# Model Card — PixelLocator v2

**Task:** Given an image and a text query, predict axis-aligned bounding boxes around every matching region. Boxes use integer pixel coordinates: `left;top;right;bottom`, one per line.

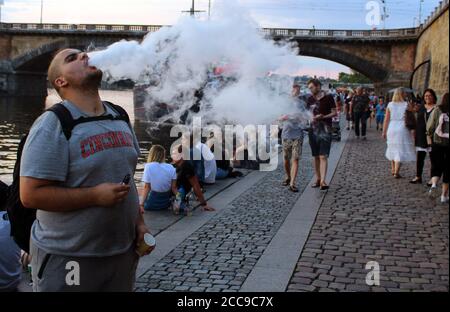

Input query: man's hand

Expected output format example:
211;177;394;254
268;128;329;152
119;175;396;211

382;132;387;140
313;114;324;121
135;223;155;257
139;204;145;215
93;183;130;207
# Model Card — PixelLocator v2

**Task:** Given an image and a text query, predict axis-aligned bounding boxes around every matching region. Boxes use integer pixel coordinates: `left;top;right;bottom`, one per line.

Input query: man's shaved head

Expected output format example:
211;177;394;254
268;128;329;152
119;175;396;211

47;49;69;92
47;48;102;97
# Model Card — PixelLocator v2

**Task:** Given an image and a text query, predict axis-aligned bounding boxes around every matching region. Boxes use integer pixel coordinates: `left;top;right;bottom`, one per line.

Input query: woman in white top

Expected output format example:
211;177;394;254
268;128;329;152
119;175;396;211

140;145;178;212
382;88;416;178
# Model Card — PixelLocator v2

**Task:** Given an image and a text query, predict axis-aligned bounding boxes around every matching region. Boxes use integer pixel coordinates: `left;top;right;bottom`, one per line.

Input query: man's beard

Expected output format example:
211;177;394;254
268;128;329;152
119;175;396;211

81;70;103;89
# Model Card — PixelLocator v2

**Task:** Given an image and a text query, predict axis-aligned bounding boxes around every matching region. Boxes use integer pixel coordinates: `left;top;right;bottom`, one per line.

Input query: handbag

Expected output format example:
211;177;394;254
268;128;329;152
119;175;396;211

405;106;417;130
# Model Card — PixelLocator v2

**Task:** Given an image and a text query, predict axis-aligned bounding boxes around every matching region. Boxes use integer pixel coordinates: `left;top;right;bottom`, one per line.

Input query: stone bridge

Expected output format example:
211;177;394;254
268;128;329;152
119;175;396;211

0;0;448;97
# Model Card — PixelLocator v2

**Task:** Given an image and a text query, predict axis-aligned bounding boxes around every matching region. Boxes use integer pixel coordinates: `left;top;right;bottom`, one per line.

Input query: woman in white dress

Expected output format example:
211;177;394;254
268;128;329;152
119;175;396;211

382;88;416;178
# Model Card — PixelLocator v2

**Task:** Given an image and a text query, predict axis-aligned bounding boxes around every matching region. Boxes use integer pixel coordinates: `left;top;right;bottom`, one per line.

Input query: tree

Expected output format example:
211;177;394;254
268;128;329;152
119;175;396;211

338;71;371;84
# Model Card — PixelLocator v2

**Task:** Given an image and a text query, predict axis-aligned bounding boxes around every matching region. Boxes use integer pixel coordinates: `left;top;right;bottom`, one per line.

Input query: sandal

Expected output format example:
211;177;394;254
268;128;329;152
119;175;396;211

282;178;291;186
394;173;402;179
289;185;299;193
311;180;321;188
409;177;422;184
320;183;329;191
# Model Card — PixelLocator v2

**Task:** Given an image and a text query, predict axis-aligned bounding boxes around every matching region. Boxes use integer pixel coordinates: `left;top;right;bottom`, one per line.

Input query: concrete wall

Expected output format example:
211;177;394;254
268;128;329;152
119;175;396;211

413;7;449;98
0;34;12;60
10;35;63;59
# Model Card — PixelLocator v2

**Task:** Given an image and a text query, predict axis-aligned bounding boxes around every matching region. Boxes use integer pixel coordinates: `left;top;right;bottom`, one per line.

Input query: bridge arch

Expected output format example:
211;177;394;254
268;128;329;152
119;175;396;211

11;37;122;72
14;37;391;82
11;39;69;72
1;21;427;96
297;43;388;82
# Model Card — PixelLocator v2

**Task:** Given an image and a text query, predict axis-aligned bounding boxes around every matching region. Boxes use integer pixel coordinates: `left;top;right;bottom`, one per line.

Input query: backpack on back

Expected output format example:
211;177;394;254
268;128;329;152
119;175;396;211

435;112;449;140
5;101;130;253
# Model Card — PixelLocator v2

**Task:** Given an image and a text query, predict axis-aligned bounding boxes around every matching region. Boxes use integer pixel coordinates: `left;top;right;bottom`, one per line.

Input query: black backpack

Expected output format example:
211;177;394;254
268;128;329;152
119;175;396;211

5;101;130;253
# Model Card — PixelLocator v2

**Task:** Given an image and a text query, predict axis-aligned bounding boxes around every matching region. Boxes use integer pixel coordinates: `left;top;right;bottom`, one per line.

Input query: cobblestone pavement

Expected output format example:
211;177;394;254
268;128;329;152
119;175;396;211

288;127;449;292
135;143;318;292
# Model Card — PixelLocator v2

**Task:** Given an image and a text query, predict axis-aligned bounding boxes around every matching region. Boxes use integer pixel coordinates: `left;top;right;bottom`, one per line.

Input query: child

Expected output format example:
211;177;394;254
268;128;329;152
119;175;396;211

375;97;386;131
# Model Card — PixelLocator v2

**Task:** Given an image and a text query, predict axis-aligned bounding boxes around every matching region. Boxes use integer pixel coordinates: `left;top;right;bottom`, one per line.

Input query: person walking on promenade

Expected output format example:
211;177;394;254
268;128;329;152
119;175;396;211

20;49;153;291
426;93;449;203
279;83;305;193
410;89;437;185
306;79;337;190
382;88;416;178
350;87;370;140
344;91;354;130
368;95;376;128
375;96;386;131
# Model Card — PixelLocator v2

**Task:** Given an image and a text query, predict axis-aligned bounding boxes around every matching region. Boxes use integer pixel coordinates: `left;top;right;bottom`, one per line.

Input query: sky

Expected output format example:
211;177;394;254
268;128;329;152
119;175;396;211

0;0;444;78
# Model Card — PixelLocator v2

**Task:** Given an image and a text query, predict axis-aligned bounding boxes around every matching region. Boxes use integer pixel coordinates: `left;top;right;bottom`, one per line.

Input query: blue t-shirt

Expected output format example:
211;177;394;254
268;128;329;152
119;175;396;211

376;103;386;116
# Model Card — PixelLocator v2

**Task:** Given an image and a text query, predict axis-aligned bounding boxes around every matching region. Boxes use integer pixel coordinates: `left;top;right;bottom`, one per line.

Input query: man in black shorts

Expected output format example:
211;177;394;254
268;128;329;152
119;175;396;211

306;79;337;190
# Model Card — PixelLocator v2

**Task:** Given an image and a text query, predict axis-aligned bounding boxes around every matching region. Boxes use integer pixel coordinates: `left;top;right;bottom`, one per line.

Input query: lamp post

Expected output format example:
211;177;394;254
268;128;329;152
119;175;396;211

40;0;43;24
381;0;389;30
208;0;211;19
0;0;4;24
418;0;424;26
182;0;205;17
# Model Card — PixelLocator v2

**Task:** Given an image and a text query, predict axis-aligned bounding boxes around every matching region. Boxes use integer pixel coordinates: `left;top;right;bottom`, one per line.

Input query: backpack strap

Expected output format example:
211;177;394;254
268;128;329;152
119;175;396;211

46;103;75;140
104;101;131;125
46;101;131;140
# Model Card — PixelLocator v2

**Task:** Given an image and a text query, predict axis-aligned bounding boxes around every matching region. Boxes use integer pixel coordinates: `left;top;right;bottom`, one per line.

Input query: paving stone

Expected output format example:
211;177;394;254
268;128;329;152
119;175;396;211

287;128;448;293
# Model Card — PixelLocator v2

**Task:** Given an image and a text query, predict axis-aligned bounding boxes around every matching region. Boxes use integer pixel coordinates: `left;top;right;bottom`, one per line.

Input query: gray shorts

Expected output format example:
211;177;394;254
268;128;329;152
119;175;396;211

30;241;139;292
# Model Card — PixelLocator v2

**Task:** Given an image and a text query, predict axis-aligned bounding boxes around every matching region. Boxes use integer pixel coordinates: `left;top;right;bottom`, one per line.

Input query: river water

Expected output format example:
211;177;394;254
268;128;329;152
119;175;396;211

0;89;171;186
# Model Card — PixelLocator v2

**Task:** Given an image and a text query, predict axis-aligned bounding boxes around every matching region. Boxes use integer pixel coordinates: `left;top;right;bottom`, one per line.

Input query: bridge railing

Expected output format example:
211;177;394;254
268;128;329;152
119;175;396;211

260;27;419;38
0;23;166;33
422;0;449;29
0;22;419;39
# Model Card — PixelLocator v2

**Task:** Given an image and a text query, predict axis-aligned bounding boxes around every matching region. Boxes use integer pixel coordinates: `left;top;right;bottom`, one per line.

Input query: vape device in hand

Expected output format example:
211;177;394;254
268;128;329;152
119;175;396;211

121;174;131;185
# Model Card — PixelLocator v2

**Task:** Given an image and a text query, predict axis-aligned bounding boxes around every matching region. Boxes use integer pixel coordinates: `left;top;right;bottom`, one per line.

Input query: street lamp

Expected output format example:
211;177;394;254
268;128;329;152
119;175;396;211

0;0;4;24
381;0;389;30
181;0;205;18
208;0;211;19
418;0;424;26
40;0;43;24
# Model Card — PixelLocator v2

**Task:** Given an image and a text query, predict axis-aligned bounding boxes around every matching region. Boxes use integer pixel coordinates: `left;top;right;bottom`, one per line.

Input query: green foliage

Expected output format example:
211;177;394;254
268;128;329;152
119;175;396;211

338;71;371;84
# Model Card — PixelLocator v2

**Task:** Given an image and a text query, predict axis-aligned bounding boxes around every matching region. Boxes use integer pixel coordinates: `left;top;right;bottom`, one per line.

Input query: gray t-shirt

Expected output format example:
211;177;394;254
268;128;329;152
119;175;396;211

281;99;305;141
281;119;304;140
20;100;141;257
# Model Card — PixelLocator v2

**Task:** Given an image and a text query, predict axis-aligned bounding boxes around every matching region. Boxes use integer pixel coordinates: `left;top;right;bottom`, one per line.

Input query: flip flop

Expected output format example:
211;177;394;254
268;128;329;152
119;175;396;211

289;185;299;193
282;178;291;186
311;181;321;188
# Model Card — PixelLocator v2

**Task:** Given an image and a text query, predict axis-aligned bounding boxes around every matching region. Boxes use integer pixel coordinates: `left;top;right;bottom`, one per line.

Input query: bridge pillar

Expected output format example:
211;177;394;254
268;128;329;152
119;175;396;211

0;62;48;97
374;71;413;99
